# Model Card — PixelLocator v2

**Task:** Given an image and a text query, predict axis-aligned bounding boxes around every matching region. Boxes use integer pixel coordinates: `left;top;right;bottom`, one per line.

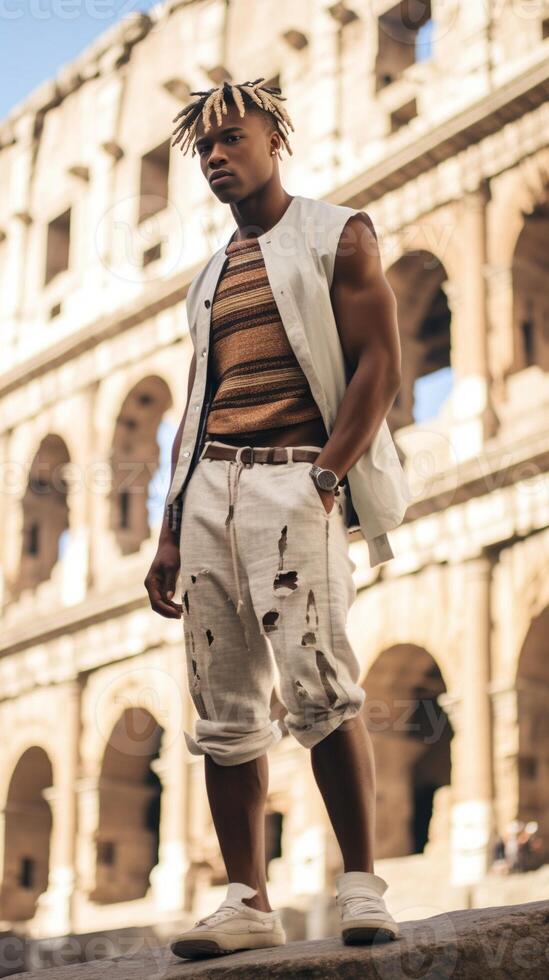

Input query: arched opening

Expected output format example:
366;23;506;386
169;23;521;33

362;644;452;858
0;747;53;921
109;377;173;555
516;607;549;866
511;197;549;374
93;708;164;904
15;434;70;597
386;251;453;431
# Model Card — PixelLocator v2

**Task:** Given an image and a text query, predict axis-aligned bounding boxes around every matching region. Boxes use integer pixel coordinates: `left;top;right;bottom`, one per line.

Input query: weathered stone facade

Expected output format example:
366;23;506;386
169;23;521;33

0;0;548;958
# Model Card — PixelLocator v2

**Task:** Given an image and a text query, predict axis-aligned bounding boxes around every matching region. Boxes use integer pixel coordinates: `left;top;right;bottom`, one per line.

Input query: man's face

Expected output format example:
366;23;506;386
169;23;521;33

194;101;276;202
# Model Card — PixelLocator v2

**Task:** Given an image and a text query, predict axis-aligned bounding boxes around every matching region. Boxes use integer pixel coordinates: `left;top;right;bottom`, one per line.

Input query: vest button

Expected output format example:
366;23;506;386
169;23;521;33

183;451;190;457
201;349;207;357
204;299;211;308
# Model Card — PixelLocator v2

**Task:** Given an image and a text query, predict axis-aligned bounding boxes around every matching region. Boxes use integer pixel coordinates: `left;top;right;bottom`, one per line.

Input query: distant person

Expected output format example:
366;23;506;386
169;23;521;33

519;821;543;872
504;819;526;872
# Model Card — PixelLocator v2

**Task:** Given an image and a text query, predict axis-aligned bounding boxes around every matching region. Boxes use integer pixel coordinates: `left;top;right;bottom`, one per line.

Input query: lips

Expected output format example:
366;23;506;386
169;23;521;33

209;171;233;184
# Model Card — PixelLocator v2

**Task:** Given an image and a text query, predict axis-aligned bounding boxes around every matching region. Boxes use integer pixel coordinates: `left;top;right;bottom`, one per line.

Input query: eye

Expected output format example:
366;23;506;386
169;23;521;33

197;135;240;155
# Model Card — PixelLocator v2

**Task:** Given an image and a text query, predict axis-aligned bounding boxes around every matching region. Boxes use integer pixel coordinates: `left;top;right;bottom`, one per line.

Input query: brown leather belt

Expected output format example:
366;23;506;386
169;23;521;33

202;443;320;466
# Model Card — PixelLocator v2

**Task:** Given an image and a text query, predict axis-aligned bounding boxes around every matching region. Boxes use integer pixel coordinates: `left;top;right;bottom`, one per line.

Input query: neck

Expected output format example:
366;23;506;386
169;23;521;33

229;183;293;240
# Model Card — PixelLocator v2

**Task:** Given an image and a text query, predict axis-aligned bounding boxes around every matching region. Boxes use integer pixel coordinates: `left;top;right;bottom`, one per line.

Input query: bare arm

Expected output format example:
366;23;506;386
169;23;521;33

158;350;197;546
314;213;401;485
144;350;196;618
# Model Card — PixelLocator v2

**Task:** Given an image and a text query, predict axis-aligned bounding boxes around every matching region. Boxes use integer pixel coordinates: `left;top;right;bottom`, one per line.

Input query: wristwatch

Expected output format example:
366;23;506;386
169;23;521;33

309;464;340;492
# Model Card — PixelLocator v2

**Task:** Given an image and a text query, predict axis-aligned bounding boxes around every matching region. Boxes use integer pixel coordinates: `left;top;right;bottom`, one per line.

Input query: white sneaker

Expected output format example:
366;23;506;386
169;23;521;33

335;871;400;944
170;882;287;959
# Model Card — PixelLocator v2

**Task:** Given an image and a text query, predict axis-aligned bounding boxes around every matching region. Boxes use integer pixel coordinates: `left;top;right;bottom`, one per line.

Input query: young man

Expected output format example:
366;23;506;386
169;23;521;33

144;78;410;959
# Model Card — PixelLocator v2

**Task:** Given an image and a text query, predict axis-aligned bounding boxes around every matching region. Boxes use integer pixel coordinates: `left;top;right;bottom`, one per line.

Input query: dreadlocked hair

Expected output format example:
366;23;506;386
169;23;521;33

171;77;295;158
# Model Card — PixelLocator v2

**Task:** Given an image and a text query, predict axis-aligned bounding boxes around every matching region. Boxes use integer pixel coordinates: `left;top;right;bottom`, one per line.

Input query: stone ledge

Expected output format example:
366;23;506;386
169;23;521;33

9;900;549;979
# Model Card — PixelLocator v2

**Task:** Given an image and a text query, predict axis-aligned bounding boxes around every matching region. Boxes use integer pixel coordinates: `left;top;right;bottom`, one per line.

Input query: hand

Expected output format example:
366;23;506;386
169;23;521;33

144;541;183;618
314;484;336;516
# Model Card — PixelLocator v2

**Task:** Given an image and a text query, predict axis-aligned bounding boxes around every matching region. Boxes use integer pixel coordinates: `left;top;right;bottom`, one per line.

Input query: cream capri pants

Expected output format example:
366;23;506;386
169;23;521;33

178;438;366;766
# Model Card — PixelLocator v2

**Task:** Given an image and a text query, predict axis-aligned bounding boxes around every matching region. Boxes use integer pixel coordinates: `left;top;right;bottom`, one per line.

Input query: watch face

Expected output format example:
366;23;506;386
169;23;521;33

317;468;338;491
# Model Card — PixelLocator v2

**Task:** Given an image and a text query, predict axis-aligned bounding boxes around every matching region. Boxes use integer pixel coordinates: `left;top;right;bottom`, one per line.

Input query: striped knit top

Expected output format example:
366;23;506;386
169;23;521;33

205;235;322;435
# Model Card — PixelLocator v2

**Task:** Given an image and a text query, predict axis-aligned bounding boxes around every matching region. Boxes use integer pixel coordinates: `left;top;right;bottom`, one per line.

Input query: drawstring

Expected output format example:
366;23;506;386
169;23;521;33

222;445;316;617
224;446;251;616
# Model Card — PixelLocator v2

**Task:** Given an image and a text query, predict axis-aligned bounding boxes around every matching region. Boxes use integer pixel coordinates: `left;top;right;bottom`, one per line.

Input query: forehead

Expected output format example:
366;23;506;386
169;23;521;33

194;102;261;142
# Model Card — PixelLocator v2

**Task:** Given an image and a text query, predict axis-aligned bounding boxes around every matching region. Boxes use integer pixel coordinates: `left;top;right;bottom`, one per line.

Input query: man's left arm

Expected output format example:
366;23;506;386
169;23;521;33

314;212;402;491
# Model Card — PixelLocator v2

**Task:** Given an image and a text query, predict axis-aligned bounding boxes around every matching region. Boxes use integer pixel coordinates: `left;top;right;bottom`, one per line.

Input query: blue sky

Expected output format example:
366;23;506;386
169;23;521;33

0;0;157;121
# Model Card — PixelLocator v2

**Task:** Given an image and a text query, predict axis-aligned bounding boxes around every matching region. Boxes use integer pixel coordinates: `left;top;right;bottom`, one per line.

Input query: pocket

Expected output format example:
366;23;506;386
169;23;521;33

301;464;338;518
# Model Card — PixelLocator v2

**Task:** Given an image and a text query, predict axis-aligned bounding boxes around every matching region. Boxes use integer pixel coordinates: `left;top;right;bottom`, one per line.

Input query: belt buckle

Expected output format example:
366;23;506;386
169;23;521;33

240;445;254;467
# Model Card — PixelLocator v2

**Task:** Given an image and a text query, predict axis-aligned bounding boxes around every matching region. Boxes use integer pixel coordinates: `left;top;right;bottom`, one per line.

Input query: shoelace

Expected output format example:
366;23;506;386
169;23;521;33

336;889;384;918
195;900;249;928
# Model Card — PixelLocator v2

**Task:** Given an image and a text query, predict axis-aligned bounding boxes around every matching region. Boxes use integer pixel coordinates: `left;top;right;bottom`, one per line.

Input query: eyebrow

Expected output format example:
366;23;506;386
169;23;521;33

195;126;245;149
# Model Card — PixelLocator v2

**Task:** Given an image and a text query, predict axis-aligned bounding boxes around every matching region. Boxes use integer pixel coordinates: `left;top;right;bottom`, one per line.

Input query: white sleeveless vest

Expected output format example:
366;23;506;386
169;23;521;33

166;194;413;567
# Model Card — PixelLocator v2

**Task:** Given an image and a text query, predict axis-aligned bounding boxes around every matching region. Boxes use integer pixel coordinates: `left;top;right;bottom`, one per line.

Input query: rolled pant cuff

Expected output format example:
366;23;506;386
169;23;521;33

184;719;284;766
287;701;365;750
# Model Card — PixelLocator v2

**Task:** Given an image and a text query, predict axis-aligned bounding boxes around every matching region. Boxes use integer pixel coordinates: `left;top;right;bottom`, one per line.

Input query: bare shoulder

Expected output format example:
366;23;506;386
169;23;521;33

337;211;378;250
333;212;381;286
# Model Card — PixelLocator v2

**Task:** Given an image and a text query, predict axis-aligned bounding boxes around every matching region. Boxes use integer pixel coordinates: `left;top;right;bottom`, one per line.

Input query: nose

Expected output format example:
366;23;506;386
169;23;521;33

207;142;228;165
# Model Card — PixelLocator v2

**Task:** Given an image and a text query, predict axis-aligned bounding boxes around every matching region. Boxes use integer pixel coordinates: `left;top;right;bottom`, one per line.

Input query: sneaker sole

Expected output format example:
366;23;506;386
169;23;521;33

342;922;399;945
171;934;287;960
171;939;231;959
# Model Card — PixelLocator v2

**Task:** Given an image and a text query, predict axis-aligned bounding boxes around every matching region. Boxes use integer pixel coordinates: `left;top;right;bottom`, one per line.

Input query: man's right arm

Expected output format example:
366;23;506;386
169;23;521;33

144;350;196;618
158;350;197;547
